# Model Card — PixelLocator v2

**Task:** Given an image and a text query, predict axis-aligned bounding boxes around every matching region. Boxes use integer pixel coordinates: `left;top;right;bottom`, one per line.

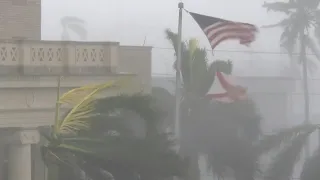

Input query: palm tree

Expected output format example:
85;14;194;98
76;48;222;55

165;29;232;180
262;0;320;154
165;29;262;180
41;79;187;180
61;16;87;41
255;123;320;180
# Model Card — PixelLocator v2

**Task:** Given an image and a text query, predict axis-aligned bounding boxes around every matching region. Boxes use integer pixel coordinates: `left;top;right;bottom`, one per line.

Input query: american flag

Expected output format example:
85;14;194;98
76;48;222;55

189;12;258;50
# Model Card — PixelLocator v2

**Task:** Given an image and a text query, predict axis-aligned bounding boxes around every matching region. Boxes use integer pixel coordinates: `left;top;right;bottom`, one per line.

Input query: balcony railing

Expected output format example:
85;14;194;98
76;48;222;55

0;39;119;75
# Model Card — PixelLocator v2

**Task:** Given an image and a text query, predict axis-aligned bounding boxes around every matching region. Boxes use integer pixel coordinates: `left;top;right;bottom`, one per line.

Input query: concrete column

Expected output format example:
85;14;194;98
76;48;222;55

7;129;40;180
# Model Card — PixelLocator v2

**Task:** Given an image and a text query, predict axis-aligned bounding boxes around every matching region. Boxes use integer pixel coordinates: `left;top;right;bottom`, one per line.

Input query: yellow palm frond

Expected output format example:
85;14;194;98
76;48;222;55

59;82;114;106
54;77;132;136
59;77;132;106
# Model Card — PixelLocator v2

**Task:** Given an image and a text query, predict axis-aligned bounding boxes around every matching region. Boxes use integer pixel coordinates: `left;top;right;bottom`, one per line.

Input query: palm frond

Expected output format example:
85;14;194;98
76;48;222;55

300;148;320;180
190;48;212;96
264;131;312;180
261;19;292;28
280;23;300;56
306;36;320;60
55;81;121;136
262;1;297;14
165;29;184;55
255;124;318;155
59;82;114;106
94;94;161;137
45;133;187;179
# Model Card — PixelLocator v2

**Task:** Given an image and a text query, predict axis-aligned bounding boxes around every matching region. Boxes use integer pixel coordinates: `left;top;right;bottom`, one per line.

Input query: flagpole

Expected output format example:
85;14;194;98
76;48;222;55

174;2;184;146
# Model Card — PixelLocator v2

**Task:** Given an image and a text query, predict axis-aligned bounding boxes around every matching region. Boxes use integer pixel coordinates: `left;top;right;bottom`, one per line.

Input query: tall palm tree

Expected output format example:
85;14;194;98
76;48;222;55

255;123;320;180
61;16;87;41
165;29;262;180
165;29;232;180
41;79;187;180
262;0;320;154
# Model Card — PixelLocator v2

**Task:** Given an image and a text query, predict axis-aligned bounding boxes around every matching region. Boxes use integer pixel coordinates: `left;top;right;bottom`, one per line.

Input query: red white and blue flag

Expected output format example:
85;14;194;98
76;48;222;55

189;12;258;50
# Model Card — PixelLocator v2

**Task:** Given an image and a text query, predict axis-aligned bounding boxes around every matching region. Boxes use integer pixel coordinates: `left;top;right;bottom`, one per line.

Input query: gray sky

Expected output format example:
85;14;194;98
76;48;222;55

42;0;298;76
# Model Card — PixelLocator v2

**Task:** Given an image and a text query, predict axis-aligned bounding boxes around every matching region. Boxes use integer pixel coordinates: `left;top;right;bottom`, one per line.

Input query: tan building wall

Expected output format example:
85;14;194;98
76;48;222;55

0;0;41;40
119;46;152;93
0;1;153;178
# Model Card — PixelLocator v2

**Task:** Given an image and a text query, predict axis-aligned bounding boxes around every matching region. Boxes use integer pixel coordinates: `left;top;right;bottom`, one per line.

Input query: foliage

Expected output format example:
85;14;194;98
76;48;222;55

165;29;232;98
163;29;262;180
254;124;320;180
204;99;262;180
262;1;320;179
41;79;187;180
262;0;320;72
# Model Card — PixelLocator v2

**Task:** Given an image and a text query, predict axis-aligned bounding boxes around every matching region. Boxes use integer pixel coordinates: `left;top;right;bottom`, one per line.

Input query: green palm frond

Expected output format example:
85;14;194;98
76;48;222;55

94;94;161;137
264;131;312;180
44;133;186;179
165;29;178;52
54;79;129;136
255;124;318;155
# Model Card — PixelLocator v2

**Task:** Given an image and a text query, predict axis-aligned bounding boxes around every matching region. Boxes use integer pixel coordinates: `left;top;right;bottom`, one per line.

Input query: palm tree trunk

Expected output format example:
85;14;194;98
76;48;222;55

300;32;310;157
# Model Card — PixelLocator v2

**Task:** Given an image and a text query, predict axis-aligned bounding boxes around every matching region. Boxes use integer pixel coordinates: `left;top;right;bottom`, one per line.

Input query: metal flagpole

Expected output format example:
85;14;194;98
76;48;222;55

174;1;184;148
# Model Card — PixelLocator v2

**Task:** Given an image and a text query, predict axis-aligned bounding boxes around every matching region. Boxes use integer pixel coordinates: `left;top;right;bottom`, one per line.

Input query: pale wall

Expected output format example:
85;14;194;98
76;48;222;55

0;0;41;40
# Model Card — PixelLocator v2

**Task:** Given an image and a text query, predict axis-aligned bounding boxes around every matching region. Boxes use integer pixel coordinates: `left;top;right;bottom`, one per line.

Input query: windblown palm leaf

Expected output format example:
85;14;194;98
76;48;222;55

43;80;187;180
263;131;312;180
263;0;320;70
255;124;318;154
54;81;118;136
255;123;320;180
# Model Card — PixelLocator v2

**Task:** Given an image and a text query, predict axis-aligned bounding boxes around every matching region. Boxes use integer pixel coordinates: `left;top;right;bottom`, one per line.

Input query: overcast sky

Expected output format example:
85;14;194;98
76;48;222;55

42;0;300;76
38;0;320;81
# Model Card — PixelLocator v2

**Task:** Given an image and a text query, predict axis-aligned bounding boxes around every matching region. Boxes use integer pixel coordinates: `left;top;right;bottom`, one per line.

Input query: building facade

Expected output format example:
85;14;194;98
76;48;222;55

0;1;153;180
0;0;41;40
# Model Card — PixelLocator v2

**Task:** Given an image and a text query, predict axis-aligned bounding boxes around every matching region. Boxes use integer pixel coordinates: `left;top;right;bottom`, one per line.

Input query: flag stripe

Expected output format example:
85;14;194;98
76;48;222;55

206;24;256;40
210;33;255;49
190;12;258;50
